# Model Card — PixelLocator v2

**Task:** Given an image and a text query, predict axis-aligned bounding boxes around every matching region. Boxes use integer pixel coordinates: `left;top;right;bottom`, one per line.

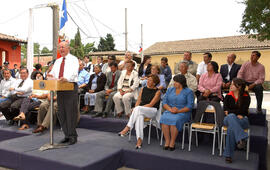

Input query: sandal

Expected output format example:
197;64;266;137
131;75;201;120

19;124;29;130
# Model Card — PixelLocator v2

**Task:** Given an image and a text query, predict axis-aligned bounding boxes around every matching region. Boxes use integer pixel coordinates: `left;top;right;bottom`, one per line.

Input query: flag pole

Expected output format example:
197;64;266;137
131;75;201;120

27;8;33;74
141;24;144;63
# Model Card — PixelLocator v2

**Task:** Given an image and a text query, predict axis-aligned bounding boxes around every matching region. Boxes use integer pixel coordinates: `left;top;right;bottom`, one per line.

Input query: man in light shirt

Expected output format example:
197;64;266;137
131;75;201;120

0;67;33;123
174;51;198;76
118;51;137;71
196;52;212;82
48;41;79;145
0;69;16;103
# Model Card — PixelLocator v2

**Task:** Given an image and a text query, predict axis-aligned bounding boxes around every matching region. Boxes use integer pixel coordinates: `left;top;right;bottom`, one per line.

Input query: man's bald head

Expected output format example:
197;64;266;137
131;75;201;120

58;41;70;57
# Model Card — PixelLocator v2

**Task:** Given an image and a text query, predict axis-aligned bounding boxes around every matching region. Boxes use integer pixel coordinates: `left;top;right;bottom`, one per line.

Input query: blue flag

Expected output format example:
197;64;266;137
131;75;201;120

60;0;68;30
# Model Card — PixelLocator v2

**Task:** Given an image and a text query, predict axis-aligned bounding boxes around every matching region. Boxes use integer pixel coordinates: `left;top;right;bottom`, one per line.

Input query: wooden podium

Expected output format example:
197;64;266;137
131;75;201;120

33;80;74;151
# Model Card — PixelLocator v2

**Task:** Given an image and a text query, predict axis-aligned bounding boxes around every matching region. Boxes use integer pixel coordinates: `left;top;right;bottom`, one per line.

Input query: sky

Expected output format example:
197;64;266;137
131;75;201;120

0;0;246;53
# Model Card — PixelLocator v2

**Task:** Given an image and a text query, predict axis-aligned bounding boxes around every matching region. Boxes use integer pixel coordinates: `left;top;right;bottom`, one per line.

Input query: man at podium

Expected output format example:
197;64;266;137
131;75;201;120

47;41;79;145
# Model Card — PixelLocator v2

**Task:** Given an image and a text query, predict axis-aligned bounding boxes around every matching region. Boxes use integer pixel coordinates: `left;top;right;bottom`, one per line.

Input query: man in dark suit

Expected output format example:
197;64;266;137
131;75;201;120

220;54;241;90
92;62;121;118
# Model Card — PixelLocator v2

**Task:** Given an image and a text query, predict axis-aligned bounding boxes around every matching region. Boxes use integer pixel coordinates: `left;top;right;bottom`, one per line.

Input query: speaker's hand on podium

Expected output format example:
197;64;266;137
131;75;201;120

59;77;68;82
46;74;56;80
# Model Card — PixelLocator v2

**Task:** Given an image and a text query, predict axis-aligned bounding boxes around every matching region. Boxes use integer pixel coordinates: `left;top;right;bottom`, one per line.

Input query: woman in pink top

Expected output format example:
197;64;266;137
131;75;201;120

198;61;223;102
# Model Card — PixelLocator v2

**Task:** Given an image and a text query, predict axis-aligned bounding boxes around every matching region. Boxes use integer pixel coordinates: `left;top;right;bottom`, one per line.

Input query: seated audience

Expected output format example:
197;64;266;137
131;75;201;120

160;57;172;87
83;55;92;72
196;52;212;82
12;64;19;77
2;61;15;78
220;54;241;91
0;68;33;124
237;51;265;113
32;93;58;133
223;78;250;163
169;61;197;92
102;55;116;74
92;62;121;118
138;55;152;80
118;74;161;149
141;65;166;91
82;65;106;113
113;61;139;118
78;60;90;93
44;60;55;80
198;61;223;102
118;51;138;70
175;51;198;76
90;56;104;75
31;63;42;80
0;69;16;103
160;74;194;151
15;74;48;130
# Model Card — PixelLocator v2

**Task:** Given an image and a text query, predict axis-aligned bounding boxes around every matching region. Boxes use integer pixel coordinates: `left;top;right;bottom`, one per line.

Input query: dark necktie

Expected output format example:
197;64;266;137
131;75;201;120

59;57;65;79
18;80;24;88
109;73;116;89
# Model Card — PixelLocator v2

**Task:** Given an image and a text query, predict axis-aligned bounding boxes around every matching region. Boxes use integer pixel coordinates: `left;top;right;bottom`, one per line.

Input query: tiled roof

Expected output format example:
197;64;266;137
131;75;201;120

88;51;137;56
144;35;270;55
0;33;26;43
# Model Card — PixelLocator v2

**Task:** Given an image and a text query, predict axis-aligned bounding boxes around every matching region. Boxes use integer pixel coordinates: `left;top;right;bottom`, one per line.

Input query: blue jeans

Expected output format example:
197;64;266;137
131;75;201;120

223;113;249;157
0;97;9;104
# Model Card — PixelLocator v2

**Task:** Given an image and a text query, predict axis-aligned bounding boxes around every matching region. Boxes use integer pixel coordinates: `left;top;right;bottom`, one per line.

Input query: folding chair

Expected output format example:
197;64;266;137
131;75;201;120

219;126;250;160
128;117;160;145
188;106;220;155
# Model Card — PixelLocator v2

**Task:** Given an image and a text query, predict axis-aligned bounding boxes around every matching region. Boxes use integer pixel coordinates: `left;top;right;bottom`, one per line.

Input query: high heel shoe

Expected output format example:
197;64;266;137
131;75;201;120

169;146;175;151
163;146;169;150
118;130;130;137
135;144;142;149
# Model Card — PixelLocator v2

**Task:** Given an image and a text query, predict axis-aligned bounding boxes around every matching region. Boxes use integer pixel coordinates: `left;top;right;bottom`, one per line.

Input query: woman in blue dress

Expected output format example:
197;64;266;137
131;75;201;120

160;74;194;151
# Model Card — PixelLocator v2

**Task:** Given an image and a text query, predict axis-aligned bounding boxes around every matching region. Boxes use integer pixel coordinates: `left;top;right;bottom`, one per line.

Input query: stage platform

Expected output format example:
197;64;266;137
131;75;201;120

0;128;260;170
0;107;267;170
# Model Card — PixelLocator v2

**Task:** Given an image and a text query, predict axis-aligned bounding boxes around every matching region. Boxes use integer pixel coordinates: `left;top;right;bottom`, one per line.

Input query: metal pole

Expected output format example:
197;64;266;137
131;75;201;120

50;90;54;145
125;8;128;52
51;5;59;60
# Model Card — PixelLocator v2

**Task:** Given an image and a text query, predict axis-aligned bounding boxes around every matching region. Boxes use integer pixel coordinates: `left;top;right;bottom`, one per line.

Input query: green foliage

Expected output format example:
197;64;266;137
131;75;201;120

41;47;51;54
70;28;84;59
21;44;27;58
34;42;40;54
96;33;116;51
240;0;270;41
84;42;95;55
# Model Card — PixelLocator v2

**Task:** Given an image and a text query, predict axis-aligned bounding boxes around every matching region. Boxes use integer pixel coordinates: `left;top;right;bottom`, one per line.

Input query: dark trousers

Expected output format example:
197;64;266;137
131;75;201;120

20;98;41;124
0;94;25;120
246;82;263;109
57;84;78;139
197;93;221;103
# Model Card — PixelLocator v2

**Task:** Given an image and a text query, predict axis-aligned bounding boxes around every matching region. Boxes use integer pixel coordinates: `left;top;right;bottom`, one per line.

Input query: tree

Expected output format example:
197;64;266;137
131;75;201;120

34;43;40;54
240;0;270;41
21;44;27;58
70;28;84;59
41;47;51;54
84;42;95;55
96;33;116;51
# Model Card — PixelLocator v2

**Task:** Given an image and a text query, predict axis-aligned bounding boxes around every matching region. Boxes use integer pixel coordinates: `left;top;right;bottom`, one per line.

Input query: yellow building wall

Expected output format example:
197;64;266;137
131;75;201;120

150;49;270;81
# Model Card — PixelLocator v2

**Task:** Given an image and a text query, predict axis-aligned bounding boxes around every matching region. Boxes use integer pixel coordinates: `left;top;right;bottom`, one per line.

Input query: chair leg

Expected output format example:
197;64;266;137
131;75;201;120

160;131;163;146
128;128;132;142
195;131;198;147
217;129;220;149
212;129;216;155
155;126;159;141
188;127;193;151
220;128;224;156
148;120;152;145
182;124;186;150
246;130;250;160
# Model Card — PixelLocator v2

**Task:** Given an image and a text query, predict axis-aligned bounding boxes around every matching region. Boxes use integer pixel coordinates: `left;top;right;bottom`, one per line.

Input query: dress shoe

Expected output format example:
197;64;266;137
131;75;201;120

135;144;142;149
225;157;232;163
33;125;47;133
7;120;14;125
102;112;108;118
257;108;262;114
59;138;70;144
90;111;97;115
68;138;77;145
118;130;130;137
92;112;102;118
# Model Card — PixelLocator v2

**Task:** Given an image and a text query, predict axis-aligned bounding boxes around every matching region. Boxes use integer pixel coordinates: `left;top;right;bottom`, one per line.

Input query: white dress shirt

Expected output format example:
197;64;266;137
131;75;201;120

13;78;33;97
0;77;16;97
119;59;138;70
225;63;233;81
196;61;208;75
50;53;79;82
